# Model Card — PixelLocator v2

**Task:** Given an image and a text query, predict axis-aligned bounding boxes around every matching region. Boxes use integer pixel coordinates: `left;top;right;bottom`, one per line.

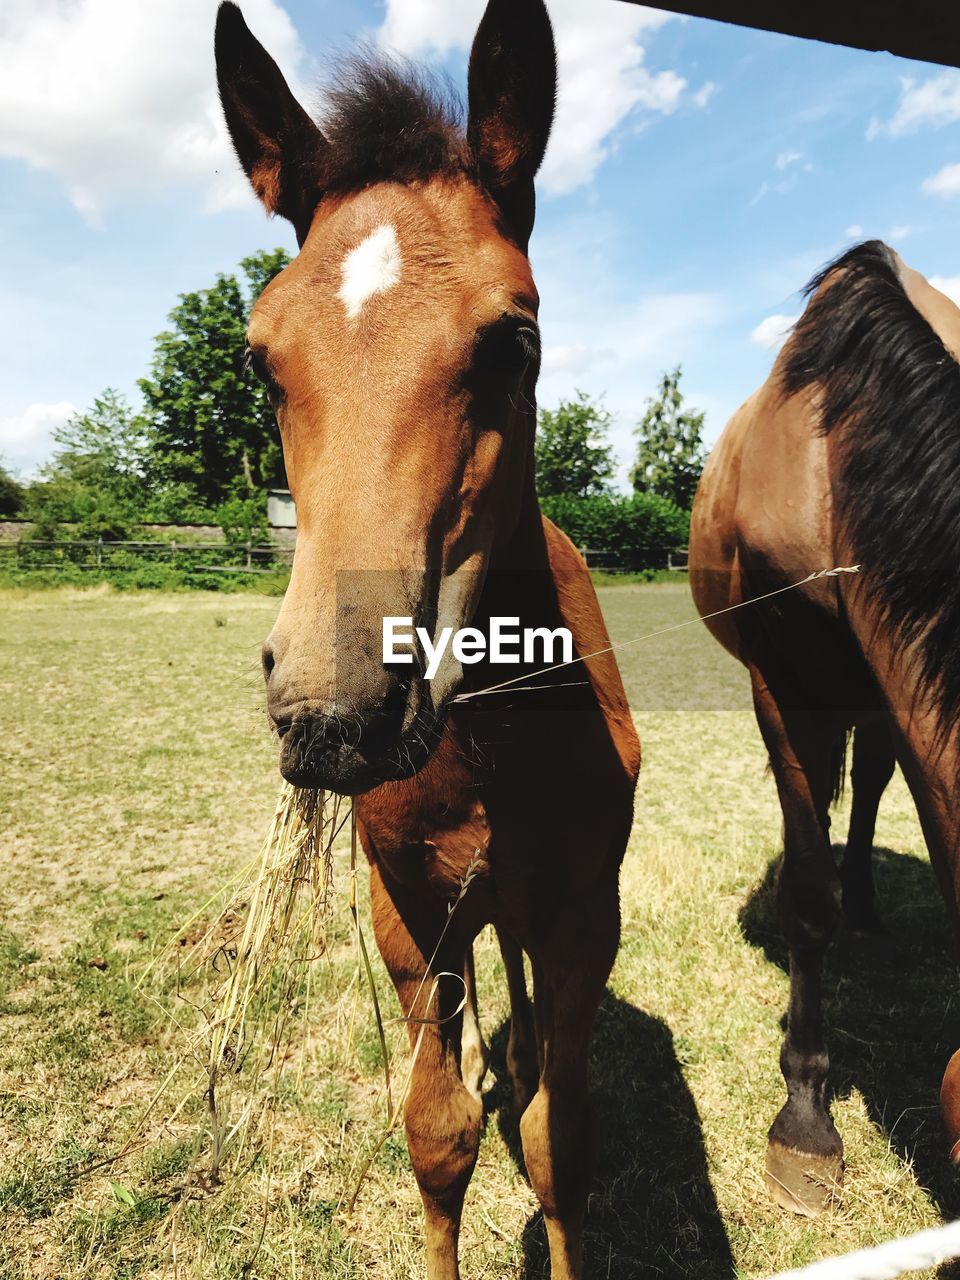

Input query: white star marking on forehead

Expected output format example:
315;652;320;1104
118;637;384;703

337;223;402;318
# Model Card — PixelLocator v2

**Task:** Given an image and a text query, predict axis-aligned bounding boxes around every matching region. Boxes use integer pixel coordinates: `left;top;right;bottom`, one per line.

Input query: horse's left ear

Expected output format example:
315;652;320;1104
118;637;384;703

467;0;556;249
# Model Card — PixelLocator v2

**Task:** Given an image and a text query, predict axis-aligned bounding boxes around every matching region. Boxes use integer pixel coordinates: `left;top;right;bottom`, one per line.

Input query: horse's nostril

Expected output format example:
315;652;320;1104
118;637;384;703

262;642;276;679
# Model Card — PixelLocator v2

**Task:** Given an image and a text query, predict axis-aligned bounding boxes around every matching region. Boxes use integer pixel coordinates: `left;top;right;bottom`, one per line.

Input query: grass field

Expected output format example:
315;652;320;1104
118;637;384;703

1;582;959;1279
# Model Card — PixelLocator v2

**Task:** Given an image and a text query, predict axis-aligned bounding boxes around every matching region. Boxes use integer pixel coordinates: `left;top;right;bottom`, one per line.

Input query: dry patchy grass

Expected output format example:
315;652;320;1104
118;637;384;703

0;583;957;1278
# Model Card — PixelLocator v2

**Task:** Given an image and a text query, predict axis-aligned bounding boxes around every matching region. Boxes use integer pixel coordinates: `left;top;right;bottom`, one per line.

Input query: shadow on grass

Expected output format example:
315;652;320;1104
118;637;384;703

739;845;960;1224
487;992;734;1279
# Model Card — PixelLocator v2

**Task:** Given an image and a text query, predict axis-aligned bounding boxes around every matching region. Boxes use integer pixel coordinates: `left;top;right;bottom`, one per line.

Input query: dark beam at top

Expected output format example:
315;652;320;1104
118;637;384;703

620;1;960;69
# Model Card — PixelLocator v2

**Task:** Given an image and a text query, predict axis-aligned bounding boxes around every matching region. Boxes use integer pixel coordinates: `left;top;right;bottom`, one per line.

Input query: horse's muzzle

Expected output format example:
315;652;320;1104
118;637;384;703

271;702;441;795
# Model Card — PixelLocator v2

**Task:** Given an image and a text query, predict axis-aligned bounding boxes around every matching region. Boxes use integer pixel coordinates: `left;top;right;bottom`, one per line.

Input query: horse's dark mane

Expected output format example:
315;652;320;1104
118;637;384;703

783;239;960;738
316;55;470;195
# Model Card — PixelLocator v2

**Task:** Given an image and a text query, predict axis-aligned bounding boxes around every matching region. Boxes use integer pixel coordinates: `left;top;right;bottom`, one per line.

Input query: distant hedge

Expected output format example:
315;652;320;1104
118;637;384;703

539;492;690;567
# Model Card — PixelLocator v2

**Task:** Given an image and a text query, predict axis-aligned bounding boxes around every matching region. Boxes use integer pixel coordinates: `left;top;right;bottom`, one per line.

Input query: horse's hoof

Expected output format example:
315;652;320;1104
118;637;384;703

766;1140;842;1217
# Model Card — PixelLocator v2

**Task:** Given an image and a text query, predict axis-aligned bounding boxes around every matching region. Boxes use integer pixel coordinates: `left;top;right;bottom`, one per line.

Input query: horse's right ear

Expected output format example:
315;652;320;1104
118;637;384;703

467;0;556;249
215;2;327;241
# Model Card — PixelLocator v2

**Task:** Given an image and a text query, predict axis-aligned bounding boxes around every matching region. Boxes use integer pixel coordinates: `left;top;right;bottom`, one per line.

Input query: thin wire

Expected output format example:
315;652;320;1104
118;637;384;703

452;565;861;704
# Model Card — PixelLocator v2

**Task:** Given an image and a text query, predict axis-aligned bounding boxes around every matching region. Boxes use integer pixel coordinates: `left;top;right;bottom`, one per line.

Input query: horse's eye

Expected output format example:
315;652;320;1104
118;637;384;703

474;321;540;377
243;345;282;399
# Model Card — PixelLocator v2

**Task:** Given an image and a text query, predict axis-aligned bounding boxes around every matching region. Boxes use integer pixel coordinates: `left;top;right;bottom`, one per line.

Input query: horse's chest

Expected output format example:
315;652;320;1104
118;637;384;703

356;729;494;906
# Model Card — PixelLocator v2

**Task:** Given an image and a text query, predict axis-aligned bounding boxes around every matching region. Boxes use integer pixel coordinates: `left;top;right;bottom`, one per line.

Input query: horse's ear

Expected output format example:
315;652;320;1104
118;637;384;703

466;0;556;248
215;2;327;240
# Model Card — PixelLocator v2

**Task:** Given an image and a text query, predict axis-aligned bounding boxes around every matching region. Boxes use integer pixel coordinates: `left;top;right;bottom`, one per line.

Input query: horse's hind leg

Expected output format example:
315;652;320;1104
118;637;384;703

752;667;843;1217
369;863;482;1280
497;927;538;1118
841;721;895;935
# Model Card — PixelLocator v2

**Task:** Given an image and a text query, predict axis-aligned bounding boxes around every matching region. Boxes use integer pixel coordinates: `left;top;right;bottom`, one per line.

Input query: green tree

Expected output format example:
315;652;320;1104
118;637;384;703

535;391;615;499
139;249;291;508
25;391;147;538
240;248;290;301
0;463;24;517
630;366;705;510
48;389;146;497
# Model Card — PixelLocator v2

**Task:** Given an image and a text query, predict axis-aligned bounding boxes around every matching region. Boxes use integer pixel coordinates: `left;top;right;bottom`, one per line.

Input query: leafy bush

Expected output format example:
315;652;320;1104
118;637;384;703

215;493;269;546
540;492;689;568
140;484;217;525
0;465;24;517
20;508;63;542
20;492;140;544
0;562;290;594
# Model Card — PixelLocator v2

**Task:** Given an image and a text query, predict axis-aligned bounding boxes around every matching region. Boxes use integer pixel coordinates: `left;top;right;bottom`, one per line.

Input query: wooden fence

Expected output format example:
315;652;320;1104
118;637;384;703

0;538;688;575
578;546;689;573
0;538;294;574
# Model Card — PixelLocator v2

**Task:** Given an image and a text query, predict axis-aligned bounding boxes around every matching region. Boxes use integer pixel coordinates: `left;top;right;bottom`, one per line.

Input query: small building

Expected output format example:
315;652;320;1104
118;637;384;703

268;488;296;529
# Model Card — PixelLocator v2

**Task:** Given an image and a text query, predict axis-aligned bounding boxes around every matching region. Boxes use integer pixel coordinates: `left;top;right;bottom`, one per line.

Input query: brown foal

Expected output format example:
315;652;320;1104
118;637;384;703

215;2;640;1275
690;240;960;1214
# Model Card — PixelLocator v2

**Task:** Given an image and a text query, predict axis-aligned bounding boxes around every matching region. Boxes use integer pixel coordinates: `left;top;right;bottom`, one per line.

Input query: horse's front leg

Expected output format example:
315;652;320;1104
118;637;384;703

520;875;619;1280
369;862;482;1280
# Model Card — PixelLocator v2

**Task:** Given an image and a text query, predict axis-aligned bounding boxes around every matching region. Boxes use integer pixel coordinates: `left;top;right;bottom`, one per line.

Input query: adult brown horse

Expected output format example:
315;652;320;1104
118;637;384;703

214;2;639;1276
690;239;960;1216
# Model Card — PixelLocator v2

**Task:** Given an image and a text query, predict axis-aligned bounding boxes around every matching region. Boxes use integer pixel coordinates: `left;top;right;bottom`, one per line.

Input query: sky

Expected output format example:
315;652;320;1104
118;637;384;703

2;0;960;488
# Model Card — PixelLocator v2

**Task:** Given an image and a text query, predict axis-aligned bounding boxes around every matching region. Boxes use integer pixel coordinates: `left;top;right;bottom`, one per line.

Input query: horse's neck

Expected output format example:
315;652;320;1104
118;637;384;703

481;482;558;620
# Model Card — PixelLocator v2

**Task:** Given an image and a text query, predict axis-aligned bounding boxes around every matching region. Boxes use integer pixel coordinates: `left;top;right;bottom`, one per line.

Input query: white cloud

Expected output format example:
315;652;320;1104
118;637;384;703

0;401;77;475
749;150;813;207
923;163;960;199
378;0;478;58
750;314;799;350
378;0;699;196
870;71;960;139
526;207;731;482
0;0;305;226
845;223;864;238
775;149;802;171
930;275;960;307
539;294;724;391
541;343;616;376
540;298;727;484
692;81;718;110
888;223;913;242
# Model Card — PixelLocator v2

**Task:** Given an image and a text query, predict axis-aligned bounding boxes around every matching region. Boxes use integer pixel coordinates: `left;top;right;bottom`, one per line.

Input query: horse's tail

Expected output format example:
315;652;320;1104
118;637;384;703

761;727;848;807
830;728;850;806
